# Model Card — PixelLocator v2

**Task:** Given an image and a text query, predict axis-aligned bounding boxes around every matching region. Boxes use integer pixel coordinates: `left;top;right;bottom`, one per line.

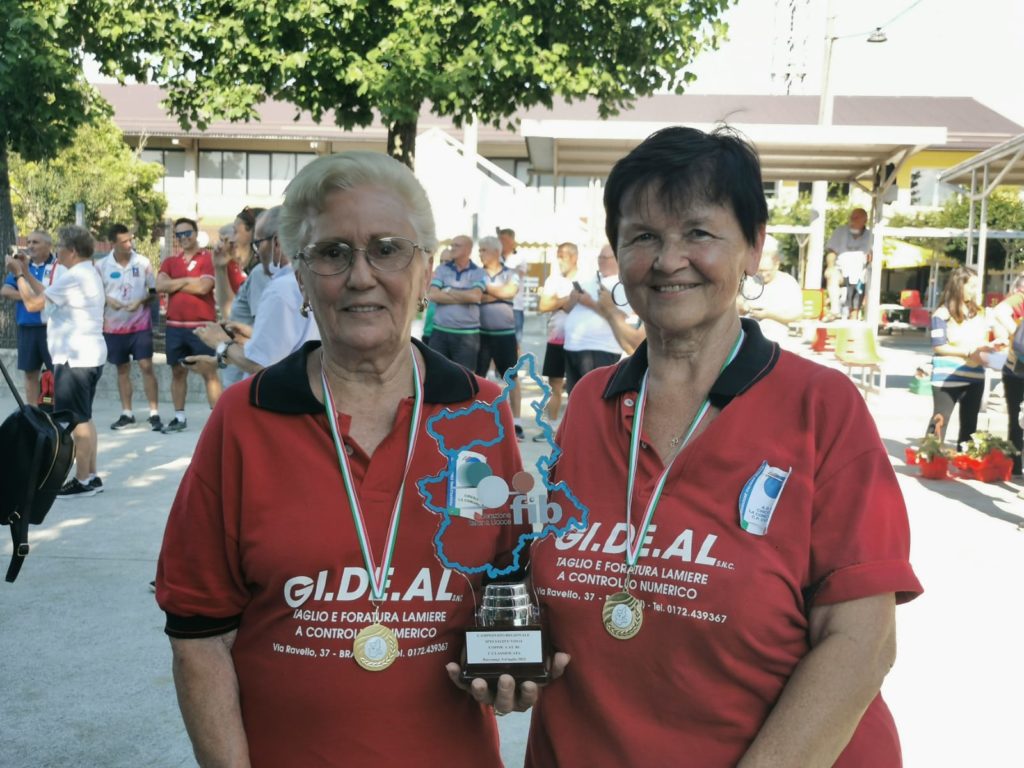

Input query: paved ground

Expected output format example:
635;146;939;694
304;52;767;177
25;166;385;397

1;318;1022;767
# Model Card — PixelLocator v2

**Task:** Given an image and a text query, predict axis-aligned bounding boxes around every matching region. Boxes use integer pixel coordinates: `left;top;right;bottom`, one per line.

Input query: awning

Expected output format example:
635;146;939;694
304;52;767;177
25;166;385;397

881;239;959;270
521;121;947;182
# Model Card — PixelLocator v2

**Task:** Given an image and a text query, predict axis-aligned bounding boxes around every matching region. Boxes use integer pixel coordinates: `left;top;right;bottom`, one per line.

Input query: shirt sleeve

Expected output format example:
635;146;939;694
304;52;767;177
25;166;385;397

156;391;249;637
244;286;305;368
228;261;246;293
807;374;923;606
430;265;445;289
42;266;71;307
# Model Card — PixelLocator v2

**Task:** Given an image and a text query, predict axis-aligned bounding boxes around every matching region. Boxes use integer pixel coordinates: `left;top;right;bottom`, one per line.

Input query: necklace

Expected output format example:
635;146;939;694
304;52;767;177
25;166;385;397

603;331;744;640
320;348;424;670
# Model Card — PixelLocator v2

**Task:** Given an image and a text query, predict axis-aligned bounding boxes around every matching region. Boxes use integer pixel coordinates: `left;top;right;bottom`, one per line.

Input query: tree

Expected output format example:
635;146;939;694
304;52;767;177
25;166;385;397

0;0;157;253
108;0;733;168
10;117;166;241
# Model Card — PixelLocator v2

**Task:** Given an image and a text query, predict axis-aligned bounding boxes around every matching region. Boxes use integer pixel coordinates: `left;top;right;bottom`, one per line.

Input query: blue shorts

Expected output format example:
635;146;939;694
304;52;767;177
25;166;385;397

16;324;52;372
105;330;154;365
54;363;103;425
165;325;215;366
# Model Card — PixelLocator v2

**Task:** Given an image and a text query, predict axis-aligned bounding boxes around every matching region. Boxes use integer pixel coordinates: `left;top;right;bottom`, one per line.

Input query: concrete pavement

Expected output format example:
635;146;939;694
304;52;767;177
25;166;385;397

1;318;1022;767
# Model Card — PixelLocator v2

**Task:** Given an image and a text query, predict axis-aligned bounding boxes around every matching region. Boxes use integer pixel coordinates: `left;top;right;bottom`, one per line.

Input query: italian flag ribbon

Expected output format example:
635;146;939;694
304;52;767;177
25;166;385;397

624;330;744;568
321;347;424;602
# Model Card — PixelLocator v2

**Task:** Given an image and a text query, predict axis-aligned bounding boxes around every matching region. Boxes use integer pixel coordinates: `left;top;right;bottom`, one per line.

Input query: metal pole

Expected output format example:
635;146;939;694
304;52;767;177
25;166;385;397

807;5;836;289
865;183;884;329
965;169;976;265
977;164;989;303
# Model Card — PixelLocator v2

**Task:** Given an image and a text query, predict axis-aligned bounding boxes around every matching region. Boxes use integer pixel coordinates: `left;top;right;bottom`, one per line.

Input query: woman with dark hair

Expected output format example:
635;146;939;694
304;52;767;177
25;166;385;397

926;266;1001;448
522;127;922;767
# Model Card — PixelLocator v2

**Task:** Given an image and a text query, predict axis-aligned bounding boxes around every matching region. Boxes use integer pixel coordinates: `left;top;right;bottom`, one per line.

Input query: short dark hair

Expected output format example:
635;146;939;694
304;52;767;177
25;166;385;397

173;217;198;233
603;126;768;251
498;228;515;238
57;225;95;260
107;223;130;242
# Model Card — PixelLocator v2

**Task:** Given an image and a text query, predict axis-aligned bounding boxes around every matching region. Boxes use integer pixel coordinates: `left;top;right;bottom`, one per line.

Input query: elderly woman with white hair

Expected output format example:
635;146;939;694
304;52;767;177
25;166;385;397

156;151;527;766
738;234;804;345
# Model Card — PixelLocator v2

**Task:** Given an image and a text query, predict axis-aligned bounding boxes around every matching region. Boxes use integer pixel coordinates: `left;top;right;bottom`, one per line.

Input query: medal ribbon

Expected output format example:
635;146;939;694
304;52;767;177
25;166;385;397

321;348;424;602
624;331;744;568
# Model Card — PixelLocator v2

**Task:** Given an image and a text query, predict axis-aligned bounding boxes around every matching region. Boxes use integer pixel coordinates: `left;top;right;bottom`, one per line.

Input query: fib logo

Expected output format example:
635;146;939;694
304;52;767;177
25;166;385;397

451;451;563;525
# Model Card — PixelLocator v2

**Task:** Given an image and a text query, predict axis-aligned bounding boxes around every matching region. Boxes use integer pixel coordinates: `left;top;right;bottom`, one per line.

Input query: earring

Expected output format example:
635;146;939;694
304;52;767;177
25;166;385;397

300;298;311;318
417;296;429;312
740;274;765;301
610;282;629;307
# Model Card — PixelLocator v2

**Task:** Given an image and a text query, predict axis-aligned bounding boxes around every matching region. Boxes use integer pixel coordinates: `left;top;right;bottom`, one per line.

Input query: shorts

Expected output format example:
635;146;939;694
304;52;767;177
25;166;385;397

514;309;525;344
16;324;52;372
541;342;566;379
105;330;154;365
165;325;216;366
476;333;519;379
54;363;103;425
428;329;480;372
565;349;621;394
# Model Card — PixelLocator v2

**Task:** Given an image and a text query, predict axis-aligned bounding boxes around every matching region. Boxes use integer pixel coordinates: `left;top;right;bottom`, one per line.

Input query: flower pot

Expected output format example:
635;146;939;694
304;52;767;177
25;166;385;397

918;456;949;480
951;454;980;479
904;447;918;466
976;450;1013;483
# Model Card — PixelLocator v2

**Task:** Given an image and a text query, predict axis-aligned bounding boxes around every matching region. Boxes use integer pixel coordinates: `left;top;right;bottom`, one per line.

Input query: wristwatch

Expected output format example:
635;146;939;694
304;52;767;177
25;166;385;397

215;340;235;369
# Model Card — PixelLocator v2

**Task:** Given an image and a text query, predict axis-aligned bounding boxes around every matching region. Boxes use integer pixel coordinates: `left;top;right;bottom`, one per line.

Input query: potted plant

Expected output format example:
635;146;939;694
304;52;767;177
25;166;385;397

915;434;954;480
958;432;1020;482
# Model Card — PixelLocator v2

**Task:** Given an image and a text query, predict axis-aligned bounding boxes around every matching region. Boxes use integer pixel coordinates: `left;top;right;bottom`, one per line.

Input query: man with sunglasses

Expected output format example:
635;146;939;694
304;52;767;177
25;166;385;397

155;217;222;433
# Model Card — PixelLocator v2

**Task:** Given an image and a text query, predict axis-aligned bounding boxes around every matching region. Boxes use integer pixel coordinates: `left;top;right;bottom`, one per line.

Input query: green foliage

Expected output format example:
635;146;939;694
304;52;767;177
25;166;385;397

768;195;810;265
101;0;735;166
10;118;167;240
960;431;1019;459
916;433;954;462
0;0;159;251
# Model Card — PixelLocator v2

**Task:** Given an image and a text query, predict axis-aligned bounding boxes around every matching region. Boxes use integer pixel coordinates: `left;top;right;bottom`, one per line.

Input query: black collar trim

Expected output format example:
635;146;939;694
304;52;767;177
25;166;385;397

249;338;480;414
602;318;780;408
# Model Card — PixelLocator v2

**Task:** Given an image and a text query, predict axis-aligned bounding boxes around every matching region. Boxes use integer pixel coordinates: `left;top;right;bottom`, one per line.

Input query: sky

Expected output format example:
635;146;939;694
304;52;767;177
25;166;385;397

683;0;1024;126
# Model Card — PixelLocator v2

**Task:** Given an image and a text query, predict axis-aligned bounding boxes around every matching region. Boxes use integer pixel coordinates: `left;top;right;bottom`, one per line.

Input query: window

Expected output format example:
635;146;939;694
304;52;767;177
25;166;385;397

763;181;778;199
140;148;186;197
247;153;271;196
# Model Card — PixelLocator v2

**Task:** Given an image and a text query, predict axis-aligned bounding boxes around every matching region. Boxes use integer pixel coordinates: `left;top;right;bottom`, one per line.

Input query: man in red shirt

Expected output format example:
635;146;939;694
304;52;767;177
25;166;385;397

156;217;237;433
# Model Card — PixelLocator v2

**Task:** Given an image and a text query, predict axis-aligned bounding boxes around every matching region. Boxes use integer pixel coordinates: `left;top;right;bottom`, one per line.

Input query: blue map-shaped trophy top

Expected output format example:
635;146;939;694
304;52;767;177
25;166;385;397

415;353;589;579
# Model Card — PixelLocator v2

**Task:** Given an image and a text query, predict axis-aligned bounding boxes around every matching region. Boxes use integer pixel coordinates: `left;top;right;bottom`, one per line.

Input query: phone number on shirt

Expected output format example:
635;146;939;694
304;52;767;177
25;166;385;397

659;603;728;624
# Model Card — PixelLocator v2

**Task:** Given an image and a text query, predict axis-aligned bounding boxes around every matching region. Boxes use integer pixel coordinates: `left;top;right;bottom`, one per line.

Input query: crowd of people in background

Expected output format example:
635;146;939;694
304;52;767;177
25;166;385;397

3;197;1022;501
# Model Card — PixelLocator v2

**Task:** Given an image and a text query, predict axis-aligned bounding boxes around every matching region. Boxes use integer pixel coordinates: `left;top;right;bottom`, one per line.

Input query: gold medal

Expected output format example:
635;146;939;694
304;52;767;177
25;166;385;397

353;622;400;671
602;591;643;640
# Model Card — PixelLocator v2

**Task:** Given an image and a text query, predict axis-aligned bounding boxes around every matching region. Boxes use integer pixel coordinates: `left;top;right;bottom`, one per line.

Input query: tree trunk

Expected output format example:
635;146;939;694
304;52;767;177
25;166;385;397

0;142;17;254
387;118;418;170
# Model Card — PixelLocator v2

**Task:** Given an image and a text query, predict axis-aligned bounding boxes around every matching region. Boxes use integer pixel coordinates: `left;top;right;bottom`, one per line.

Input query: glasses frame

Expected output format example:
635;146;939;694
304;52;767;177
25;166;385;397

173;229;195;239
299;236;422;276
252;235;276;249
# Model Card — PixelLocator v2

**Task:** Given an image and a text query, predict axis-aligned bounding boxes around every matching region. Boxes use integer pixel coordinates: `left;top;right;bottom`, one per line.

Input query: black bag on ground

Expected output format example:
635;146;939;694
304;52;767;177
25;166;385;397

0;357;75;582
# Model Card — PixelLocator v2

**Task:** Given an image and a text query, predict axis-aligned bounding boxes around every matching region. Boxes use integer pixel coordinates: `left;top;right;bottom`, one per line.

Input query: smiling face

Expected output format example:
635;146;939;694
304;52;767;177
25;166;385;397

616;184;763;339
295;186;429;362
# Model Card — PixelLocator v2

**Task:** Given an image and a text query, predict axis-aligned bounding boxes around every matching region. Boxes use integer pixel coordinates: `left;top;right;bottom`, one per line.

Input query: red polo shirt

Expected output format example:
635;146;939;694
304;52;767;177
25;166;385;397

159;249;244;327
527;319;923;768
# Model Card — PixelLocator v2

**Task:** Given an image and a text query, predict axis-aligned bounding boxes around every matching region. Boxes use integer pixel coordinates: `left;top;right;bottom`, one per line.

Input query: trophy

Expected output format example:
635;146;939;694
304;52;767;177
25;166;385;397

416;354;588;685
460;581;548;685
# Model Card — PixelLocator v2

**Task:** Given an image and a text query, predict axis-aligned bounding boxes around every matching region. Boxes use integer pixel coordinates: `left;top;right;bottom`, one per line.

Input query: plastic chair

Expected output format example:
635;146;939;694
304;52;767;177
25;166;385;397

908;307;931;329
801;289;825;320
899;290;922;308
834;325;886;395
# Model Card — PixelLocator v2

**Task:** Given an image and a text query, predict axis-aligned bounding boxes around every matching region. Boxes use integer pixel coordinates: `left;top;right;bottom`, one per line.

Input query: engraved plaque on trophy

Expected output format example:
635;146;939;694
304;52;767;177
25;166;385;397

460;581;549;685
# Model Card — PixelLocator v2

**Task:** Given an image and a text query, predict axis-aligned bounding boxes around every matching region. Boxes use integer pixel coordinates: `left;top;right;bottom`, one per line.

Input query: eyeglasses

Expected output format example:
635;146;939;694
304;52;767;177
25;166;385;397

173;230;194;239
299;237;421;276
252;235;275;249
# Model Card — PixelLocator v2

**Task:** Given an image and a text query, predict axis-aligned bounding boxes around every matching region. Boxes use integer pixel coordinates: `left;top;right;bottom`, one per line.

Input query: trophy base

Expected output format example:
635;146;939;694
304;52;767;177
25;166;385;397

460;625;549;686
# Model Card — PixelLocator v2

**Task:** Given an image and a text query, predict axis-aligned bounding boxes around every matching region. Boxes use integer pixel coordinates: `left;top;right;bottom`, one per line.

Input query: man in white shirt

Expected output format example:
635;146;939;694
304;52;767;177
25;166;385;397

9;225;107;498
563;244;635;392
193;207;319;376
827;208;872;321
739;235;804;345
498;228;527;344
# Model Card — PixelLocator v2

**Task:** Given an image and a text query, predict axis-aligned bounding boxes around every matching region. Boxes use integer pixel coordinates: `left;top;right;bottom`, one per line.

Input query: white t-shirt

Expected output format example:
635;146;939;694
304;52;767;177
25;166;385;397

564;273;632;355
541;274;574;343
748;271;803;344
503;251;528;312
244;265;320;369
44;261;107;367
